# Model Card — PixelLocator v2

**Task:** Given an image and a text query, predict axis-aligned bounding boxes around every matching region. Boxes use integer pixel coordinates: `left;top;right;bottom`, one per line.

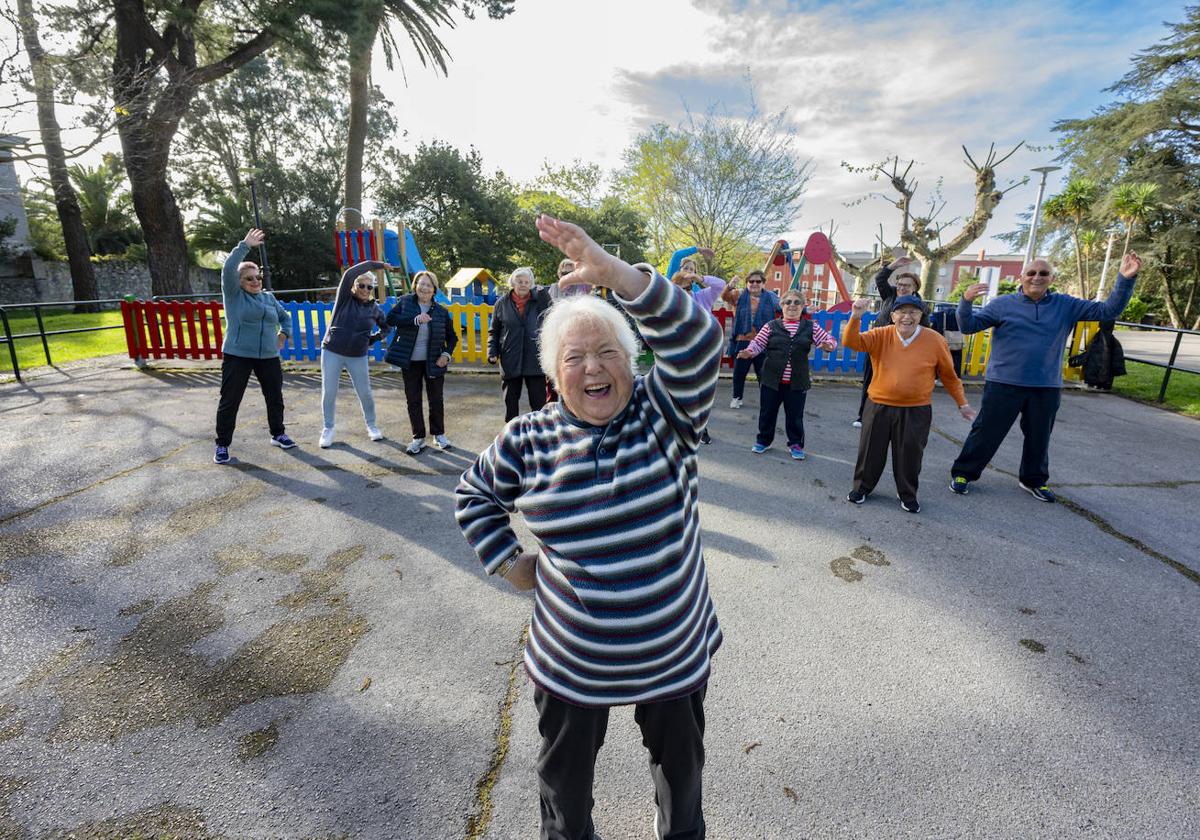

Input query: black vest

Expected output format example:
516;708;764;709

759;319;813;390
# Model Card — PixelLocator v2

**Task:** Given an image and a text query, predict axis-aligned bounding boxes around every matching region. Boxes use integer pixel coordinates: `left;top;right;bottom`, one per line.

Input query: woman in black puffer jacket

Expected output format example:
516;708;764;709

385;270;459;454
488;266;554;421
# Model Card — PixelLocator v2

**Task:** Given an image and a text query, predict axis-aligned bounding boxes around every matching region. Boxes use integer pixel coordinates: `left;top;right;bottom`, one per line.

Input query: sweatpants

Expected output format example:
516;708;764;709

502;375;547;421
951;381;1062;487
401;361;445;439
756;380;807;448
215;353;285;446
730;341;765;400
534;685;707;840
320;349;376;430
852;399;932;504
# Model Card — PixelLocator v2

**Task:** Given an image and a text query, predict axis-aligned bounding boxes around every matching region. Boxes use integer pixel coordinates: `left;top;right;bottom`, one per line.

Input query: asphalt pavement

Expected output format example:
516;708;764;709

1;360;1197;839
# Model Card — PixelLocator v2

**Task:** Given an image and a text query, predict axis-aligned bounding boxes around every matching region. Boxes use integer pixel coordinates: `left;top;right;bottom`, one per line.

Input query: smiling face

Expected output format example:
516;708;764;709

893;274;918;296
352;276;375;302
745;272;765;297
1020;259;1054;300
414;274;436;303
238;263;262;294
556;319;634;426
891;304;922;337
780;293;805;318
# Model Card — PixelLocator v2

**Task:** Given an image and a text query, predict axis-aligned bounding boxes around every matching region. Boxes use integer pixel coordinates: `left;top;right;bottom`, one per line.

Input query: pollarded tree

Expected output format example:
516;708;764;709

848;144;1027;299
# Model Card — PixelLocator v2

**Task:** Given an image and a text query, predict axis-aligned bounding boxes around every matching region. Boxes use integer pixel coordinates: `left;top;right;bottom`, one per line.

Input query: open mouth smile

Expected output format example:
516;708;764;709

584;384;612;398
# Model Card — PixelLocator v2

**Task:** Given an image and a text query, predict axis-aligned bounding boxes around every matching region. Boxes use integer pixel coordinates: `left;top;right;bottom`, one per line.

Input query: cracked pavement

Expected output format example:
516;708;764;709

1;362;1197;839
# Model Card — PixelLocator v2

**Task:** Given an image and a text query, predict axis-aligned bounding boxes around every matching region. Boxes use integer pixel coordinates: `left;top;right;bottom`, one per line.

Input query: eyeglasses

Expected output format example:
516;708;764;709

355;282;376;290
1025;270;1051;278
781;300;803;306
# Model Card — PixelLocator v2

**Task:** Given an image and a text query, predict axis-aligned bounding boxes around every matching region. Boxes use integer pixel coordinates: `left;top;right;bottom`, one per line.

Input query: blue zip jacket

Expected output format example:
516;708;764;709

221;241;291;359
957;274;1136;388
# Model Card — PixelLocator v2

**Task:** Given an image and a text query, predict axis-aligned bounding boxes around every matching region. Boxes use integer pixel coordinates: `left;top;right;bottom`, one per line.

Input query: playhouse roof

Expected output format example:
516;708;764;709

446;268;496;290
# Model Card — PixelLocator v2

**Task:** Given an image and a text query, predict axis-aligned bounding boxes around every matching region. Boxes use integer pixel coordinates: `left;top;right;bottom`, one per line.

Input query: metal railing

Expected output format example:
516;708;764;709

1114;320;1200;403
0;298;131;381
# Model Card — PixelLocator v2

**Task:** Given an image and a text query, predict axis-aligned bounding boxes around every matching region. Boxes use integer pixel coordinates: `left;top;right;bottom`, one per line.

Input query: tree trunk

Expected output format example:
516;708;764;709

127;159;192;297
343;9;383;229
16;0;100;312
1073;226;1086;297
920;259;941;300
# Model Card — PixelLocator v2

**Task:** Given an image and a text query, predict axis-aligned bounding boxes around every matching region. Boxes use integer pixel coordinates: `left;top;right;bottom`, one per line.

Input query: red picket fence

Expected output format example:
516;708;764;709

121;300;225;361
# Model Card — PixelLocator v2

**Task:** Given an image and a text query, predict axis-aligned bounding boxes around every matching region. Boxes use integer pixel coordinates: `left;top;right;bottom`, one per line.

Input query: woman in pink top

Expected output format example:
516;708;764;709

737;289;836;460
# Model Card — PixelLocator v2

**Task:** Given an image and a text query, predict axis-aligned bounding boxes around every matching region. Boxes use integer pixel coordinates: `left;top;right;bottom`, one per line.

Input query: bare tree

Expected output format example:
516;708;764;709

849;143;1026;298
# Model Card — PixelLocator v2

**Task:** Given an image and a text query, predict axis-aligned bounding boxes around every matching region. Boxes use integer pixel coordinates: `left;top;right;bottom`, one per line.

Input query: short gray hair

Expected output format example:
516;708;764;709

539;294;639;388
509;266;535;284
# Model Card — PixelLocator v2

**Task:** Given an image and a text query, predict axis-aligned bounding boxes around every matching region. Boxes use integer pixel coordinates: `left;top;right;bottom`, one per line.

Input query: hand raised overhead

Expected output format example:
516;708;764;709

1120;251;1143;278
244;228;265;247
537;214;647;300
963;283;990;302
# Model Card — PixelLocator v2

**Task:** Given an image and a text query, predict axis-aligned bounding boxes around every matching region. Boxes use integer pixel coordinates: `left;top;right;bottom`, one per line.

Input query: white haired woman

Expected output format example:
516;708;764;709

456;216;723;840
488;266;553;421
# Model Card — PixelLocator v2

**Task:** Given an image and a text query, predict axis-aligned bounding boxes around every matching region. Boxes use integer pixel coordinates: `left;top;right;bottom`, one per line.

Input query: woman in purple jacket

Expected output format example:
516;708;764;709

319;260;396;448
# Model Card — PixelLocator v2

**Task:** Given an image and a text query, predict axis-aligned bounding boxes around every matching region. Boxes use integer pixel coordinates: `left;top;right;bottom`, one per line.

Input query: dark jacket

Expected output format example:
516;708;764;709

384;294;459;376
1074;321;1126;390
728;288;780;355
488;287;553;378
759;318;814;391
873;265;931;329
322;260;388;357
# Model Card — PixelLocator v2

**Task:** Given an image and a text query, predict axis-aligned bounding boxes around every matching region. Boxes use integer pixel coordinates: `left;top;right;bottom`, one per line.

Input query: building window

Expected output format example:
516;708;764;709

774;271;782;281
813;264;824;276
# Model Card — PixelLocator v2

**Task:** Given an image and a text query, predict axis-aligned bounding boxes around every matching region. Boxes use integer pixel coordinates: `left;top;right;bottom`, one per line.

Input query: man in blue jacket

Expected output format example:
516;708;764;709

948;252;1142;502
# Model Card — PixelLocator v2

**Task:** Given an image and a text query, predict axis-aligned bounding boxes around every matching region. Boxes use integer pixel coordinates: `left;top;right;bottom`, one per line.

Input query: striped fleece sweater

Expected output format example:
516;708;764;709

455;272;724;707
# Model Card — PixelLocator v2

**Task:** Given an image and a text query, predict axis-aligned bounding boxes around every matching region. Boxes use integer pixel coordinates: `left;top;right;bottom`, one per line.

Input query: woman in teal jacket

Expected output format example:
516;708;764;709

213;228;295;464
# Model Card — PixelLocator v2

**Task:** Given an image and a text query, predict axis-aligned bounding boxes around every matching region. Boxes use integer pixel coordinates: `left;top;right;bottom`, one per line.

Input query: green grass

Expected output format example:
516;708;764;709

0;309;128;373
1111;359;1200;417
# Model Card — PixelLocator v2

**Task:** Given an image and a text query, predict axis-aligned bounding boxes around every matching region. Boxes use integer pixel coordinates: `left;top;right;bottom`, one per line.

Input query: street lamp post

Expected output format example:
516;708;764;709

1094;227;1121;301
1024;165;1062;266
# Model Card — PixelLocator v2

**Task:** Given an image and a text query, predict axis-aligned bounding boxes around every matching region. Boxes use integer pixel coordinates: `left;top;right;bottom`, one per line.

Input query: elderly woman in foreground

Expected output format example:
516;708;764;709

455;216;723;840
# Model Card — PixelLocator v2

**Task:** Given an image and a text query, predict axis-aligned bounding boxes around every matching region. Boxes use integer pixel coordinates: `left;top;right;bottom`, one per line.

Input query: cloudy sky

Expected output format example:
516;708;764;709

374;0;1186;254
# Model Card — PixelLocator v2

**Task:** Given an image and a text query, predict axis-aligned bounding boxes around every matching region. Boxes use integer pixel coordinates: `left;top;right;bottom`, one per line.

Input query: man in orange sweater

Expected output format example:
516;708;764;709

843;295;977;513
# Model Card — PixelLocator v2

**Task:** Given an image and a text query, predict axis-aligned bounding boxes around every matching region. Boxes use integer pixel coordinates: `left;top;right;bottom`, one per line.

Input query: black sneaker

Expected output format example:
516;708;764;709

900;498;921;513
846;489;867;505
699;429;712;445
1019;482;1056;503
949;476;970;495
271;433;297;450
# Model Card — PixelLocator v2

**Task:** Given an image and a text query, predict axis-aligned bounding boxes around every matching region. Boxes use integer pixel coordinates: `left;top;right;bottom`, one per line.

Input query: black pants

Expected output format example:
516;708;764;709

730;342;765;400
857;356;874;421
215;353;285;446
951;381;1062;487
853;400;932;504
401;361;445;438
534;685;706;840
756;381;807;448
503;375;547;421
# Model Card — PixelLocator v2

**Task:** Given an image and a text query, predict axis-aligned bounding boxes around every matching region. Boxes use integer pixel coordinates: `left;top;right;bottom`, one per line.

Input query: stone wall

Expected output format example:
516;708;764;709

0;259;221;306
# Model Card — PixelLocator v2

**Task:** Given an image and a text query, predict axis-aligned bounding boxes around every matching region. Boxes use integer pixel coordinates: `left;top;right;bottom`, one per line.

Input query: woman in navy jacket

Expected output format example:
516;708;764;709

385;270;460;454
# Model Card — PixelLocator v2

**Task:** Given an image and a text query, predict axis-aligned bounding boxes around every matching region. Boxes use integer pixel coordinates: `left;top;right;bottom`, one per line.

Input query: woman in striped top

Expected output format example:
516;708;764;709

737;289;837;460
456;215;723;840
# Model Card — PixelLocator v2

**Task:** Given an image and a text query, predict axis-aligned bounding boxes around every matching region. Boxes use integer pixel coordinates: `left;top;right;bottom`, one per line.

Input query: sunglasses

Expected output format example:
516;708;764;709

355;282;376;290
781;300;803;306
1025;270;1051;278
746;279;764;284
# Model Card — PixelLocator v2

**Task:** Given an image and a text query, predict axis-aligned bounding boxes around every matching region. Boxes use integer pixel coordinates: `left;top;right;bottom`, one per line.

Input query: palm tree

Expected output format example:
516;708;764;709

1077;228;1101;298
68;155;143;256
342;1;515;229
1112;182;1161;257
1044;178;1099;296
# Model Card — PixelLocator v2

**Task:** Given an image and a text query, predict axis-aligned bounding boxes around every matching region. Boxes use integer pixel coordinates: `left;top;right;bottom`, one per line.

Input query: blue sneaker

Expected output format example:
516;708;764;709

213;445;230;465
1019;482;1056;503
789;446;806;460
949;476;970;495
270;433;297;450
752;443;769;454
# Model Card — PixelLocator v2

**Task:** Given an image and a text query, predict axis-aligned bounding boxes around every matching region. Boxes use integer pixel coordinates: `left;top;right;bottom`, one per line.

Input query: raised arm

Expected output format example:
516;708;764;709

455;431;528;574
1072;254;1141;322
665;246;699;280
956;283;1002;334
843;300;880;353
221;228;261;297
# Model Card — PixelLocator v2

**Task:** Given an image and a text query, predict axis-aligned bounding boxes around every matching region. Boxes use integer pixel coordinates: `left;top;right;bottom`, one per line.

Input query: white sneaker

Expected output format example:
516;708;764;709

366;425;384;441
852;419;863;428
434;434;452;450
407;437;426;455
730;397;742;409
319;428;335;448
